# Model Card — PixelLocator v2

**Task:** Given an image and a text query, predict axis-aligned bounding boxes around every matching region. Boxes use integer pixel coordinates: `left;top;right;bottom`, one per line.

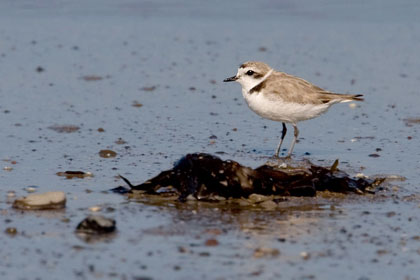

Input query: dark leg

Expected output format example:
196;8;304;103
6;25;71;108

286;124;299;158
275;122;287;157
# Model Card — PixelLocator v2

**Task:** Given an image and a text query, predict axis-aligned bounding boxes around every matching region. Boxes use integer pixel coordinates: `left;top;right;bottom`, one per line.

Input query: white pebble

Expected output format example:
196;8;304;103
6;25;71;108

300;251;310;260
7;191;16;197
89;206;102;212
13;191;66;210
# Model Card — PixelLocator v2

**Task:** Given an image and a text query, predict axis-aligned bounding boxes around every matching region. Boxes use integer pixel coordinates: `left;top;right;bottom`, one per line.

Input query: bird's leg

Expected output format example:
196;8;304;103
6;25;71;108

286;124;299;158
275;122;287;157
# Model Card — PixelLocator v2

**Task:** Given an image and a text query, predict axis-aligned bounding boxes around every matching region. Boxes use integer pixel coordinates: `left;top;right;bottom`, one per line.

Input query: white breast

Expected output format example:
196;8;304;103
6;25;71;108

242;89;330;124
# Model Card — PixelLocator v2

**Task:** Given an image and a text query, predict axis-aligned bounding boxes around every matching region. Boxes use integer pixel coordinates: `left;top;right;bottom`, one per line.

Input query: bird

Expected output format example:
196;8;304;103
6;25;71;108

223;61;363;158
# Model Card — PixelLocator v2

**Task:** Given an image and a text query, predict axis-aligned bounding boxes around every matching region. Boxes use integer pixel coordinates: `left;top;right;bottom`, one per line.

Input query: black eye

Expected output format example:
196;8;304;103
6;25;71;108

246;70;254;76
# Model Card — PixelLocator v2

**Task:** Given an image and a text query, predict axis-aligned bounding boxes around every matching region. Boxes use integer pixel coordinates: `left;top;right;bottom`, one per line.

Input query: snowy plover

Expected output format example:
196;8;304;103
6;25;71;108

224;61;363;157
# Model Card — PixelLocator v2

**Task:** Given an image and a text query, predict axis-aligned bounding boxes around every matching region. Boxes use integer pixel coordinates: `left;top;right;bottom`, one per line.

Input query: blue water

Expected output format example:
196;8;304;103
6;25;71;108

1;1;420;279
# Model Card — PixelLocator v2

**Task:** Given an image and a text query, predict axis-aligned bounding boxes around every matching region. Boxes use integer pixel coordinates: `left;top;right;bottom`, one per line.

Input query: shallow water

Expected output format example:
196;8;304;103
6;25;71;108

1;1;420;279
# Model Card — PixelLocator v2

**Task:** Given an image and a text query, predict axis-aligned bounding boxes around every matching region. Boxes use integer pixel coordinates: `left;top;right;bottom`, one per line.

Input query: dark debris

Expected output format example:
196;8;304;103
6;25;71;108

119;153;384;202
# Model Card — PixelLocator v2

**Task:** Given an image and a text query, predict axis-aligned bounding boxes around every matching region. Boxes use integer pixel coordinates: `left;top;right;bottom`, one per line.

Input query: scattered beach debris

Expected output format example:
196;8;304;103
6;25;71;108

119;153;384;202
132;100;143;108
258;46;268;52
141;85;156;92
3;166;13;171
88;205;102;212
13;191;66;210
253;247;280;258
81;75;103;81
205;239;219;246
115;138;127;145
56;171;93;179
7;191;16;197
99;149;117;158
369;153;380;158
48;124;80;133
24;186;38;193
5;227;18;236
404;118;420;127
76;215;116;235
300;251;311;260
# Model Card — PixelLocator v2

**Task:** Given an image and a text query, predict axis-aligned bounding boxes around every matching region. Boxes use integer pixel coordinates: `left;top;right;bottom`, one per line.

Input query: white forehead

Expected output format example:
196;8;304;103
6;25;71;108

237;61;272;75
237;66;256;75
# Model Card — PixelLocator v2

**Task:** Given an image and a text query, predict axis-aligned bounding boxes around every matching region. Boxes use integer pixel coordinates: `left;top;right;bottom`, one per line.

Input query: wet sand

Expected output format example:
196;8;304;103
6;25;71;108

1;1;420;279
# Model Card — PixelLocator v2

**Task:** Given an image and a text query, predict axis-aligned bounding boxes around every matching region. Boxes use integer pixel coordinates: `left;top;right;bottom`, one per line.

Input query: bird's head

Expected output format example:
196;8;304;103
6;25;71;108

223;61;272;91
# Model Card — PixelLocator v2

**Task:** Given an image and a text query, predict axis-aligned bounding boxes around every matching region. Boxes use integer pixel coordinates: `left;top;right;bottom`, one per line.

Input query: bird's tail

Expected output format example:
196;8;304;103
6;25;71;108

319;92;364;104
338;94;364;103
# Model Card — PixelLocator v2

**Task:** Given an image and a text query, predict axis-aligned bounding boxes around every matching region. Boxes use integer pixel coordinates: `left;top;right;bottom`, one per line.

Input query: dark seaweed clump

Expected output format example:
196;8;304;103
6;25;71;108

119;153;382;202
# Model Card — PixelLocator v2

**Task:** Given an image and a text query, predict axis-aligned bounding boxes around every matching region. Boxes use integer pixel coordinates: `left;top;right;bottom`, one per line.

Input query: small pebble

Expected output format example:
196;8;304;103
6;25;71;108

253;247;280;258
141;86;156;92
115;138;127;145
56;171;93;179
5;227;17;236
76;215;116;234
386;211;396;218
368;153;380;158
178;246;189;253
81;75;103;81
7;191;16;197
13;191;66;210
132;101;143;108
205;239;219;246
300;251;311;260
48;125;80;133
99;150;117;158
24;186;38;193
89;206;102;212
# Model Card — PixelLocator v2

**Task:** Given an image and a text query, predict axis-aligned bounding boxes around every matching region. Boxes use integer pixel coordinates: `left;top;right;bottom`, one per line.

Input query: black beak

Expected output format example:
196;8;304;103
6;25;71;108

223;75;238;82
